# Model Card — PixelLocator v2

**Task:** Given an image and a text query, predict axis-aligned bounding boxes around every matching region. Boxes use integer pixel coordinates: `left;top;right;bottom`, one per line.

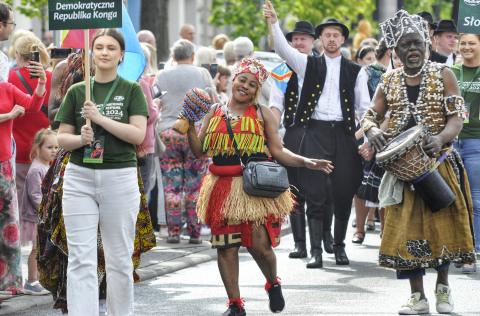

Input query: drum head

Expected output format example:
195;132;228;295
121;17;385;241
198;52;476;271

376;125;423;161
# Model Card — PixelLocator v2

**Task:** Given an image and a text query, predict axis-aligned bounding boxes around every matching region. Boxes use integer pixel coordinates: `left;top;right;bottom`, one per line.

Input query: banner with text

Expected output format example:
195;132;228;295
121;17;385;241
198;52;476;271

48;0;122;30
458;0;480;34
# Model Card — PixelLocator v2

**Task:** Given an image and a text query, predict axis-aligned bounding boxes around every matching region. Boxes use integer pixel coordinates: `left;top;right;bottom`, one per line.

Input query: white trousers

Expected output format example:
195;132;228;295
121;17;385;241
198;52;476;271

62;163;140;316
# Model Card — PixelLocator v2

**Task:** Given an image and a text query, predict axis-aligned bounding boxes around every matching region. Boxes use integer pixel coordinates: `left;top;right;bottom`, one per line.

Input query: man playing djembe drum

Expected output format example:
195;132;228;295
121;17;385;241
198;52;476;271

362;10;476;315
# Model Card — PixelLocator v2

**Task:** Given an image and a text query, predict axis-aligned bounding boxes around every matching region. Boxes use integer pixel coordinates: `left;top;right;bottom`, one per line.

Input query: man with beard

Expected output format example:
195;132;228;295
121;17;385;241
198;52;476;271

269;20;334;268
264;1;370;267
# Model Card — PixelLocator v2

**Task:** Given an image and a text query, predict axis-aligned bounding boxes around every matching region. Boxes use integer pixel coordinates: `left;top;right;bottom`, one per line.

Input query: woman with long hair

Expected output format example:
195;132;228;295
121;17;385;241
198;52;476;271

188;57;333;315
55;29;148;315
452;33;480;273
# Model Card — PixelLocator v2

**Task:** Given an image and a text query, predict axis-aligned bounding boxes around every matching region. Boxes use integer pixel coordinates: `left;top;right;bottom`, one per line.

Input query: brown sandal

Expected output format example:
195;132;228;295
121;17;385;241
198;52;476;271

352;232;365;244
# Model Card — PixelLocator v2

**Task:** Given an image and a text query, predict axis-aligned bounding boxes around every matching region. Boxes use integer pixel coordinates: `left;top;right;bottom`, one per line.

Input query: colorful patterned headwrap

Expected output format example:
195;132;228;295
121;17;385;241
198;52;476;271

233;57;269;86
380;10;430;49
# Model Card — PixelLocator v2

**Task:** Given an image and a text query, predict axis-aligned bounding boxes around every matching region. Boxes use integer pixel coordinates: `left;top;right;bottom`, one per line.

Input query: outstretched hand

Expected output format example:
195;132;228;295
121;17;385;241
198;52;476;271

263;0;278;24
304;158;334;174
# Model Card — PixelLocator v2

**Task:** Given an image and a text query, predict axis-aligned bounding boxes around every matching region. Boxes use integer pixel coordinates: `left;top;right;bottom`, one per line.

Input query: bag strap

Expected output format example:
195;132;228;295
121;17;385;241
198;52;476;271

16;70;34;95
224;114;245;168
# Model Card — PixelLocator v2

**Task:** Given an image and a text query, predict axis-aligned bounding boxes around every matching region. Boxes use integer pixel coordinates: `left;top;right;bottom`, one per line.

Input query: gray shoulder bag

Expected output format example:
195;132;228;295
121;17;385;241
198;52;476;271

224;105;289;198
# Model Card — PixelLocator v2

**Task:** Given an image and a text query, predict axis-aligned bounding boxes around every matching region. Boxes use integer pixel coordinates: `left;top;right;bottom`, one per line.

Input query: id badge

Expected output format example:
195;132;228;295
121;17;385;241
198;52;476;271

465;102;470;124
83;136;105;164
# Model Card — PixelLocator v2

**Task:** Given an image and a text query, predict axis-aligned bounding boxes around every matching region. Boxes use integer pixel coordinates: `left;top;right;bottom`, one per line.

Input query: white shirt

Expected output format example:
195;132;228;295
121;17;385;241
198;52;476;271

272;21;370;122
446;53;454;67
0;51;9;82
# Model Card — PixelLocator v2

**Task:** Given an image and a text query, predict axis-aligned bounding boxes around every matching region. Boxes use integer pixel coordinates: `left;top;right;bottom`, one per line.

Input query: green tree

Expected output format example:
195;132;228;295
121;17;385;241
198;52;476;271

5;0;48;18
210;0;376;47
404;0;454;20
210;0;294;47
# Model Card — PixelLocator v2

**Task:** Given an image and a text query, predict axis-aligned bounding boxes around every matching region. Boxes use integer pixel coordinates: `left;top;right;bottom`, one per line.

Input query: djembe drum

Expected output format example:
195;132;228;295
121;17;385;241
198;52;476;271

172;88;212;135
376;125;455;212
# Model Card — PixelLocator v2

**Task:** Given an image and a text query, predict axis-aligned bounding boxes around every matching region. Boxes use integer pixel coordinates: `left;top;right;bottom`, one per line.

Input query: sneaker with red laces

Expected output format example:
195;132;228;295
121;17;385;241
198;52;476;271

265;277;285;313
222;298;246;316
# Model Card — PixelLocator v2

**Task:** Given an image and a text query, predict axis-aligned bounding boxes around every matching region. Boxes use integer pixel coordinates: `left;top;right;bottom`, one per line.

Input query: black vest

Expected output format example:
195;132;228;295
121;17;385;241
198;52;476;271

294;55;361;135
282;65;299;128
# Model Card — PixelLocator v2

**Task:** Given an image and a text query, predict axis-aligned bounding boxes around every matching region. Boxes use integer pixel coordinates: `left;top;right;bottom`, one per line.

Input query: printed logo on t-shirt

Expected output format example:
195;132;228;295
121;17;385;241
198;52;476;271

103;99;125;121
114;95;125;102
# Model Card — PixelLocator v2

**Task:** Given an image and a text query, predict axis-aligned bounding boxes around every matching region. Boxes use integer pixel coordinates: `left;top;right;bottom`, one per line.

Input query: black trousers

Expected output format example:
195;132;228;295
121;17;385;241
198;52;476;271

298;120;362;245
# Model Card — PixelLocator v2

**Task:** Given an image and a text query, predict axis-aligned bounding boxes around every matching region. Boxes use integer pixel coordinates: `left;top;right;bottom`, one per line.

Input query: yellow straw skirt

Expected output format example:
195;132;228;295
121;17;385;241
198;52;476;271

197;173;294;226
379;157;476;270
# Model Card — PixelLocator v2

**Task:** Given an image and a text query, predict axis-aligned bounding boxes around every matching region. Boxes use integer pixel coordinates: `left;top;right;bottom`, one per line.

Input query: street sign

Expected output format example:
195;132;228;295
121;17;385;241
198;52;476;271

48;0;122;30
457;0;480;34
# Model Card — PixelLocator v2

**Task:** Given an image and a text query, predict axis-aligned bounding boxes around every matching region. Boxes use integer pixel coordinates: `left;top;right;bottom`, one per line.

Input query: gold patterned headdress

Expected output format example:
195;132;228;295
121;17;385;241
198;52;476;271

233;57;269;86
380;10;430;49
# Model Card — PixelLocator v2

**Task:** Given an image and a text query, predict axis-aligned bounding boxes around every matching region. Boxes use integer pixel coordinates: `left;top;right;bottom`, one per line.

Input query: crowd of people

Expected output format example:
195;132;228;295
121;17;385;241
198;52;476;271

0;0;478;315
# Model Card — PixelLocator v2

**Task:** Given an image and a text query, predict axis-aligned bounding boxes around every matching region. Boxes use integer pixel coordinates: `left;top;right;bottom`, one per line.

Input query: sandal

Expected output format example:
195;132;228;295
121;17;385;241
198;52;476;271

352;232;365;244
366;219;376;231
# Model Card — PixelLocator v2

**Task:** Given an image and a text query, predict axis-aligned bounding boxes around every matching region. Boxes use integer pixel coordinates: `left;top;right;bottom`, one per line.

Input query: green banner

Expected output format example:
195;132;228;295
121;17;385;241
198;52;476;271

458;0;480;34
48;0;122;30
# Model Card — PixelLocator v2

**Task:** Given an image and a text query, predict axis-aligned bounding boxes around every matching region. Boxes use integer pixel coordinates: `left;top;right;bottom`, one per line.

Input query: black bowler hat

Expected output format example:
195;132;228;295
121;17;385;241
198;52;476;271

315;18;349;39
285;20;315;42
434;20;457;34
417;11;434;27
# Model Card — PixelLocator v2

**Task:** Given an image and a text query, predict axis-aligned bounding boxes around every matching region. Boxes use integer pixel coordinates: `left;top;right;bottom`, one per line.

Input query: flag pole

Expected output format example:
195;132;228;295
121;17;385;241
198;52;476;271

84;29;91;127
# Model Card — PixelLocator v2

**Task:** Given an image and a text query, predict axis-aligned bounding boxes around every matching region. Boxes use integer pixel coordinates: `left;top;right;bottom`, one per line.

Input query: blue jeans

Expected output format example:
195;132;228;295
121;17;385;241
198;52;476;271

454;139;480;252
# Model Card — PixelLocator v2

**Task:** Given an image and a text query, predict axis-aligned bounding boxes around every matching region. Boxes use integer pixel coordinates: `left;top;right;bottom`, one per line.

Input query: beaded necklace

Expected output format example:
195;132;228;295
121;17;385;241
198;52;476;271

401;62;427;78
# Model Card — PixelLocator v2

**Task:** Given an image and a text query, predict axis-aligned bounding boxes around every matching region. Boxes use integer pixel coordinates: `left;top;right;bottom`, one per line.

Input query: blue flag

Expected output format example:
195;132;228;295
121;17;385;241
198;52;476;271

270;63;293;94
118;4;145;81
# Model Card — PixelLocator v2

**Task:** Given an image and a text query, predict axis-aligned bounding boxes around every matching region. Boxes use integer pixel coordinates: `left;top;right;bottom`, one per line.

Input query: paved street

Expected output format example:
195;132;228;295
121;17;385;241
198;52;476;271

7;222;480;316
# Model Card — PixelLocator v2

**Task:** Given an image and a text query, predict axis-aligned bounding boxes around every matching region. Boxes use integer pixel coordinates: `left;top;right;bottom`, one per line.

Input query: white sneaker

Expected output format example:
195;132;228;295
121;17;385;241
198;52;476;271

99;299;107;315
22;281;50;295
435;283;454;314
398;292;429;315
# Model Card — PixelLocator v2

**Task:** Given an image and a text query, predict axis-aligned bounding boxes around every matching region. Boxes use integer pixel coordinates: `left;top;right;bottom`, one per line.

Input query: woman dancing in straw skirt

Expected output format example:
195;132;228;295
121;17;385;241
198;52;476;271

187;57;333;316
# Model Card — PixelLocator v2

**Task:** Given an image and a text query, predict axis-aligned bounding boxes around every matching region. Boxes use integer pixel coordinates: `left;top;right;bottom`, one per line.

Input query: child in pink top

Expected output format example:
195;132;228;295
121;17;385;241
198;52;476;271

20;129;58;295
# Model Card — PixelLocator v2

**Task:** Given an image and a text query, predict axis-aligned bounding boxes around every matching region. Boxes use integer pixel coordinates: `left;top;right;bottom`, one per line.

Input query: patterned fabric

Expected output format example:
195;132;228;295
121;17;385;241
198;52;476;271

37;150;156;312
379;149;476;270
380;9;430;49
356;159;384;203
0;159;22;293
233;57;269;85
378;61;465;138
159;128;208;238
365;63;386;99
203;104;266;157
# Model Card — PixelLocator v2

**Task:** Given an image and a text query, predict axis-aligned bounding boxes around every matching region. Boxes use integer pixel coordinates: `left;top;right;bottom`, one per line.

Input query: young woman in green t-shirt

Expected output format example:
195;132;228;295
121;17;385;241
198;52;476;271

452;33;480;274
55;29;148;316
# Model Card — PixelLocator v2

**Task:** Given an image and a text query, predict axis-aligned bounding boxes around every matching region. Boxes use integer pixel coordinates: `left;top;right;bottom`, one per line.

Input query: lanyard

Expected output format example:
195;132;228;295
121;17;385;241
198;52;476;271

459;65;480;98
90;76;120;114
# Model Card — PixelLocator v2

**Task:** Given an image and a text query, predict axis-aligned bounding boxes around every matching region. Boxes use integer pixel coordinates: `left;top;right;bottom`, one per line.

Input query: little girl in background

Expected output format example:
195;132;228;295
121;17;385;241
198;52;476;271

20;128;58;295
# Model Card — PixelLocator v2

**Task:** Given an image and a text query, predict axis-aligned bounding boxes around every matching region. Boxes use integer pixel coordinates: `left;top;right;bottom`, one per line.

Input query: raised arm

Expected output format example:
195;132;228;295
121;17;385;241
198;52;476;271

187;104;217;158
263;1;307;78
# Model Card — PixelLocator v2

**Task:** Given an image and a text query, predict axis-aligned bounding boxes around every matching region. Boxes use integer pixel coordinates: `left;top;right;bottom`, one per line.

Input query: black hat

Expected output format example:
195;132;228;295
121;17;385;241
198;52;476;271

315;18;349;39
434;20;457;34
417;11;434;27
285;20;315;42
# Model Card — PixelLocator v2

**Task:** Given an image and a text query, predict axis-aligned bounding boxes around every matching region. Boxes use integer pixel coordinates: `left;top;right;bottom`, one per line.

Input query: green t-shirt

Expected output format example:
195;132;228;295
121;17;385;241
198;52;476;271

55;76;149;169
451;64;480;139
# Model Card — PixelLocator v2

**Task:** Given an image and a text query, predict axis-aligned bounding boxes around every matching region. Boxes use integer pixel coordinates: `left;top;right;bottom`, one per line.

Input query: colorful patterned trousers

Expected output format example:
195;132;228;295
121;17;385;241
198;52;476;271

159;128;208;238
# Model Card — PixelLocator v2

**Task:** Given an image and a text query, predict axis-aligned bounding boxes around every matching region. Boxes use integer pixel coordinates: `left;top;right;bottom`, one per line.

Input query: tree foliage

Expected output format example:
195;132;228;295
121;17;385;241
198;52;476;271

210;0;294;47
403;0;454;20
5;0;48;18
210;0;377;46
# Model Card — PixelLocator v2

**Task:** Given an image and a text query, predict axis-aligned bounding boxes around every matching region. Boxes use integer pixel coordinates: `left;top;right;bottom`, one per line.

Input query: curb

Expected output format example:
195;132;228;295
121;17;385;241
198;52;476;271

1;225;292;314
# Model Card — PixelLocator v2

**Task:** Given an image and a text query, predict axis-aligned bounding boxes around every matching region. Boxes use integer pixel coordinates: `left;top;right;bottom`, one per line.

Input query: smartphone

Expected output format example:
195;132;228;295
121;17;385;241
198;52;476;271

209;63;218;78
30;47;40;79
158;62;165;70
151;82;167;99
50;48;72;59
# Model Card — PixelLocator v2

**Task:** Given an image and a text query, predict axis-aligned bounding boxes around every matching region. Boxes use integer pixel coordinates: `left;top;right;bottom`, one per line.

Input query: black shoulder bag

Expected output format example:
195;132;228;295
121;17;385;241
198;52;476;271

224;105;289;198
